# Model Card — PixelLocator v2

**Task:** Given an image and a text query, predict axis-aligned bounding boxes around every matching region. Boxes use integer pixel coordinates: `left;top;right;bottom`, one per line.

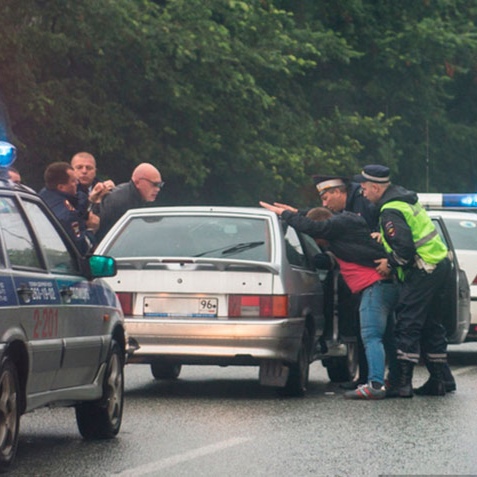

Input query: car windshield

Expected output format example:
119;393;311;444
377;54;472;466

105;215;272;262
443;217;477;250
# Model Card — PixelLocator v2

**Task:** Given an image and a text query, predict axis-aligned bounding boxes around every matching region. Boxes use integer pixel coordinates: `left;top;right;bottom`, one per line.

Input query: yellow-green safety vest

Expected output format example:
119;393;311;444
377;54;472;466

380;200;448;279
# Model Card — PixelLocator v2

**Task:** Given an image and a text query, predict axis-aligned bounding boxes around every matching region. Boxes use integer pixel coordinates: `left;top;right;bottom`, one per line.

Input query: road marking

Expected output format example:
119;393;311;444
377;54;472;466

115;436;251;476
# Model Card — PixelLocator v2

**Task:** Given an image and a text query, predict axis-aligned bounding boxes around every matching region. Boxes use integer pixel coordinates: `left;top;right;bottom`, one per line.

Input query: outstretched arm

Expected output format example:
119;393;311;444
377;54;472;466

259;201;288;215
273;202;298;213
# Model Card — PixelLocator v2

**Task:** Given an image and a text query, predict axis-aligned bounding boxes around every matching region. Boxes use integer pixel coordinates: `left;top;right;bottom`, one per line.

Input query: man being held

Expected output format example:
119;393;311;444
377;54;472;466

355;164;455;397
296;175;379;389
40;162;95;255
260;201;400;400
96;162;163;242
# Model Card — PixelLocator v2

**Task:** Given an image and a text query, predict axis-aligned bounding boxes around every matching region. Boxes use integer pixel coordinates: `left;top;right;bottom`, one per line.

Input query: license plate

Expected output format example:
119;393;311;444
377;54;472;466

144;297;218;317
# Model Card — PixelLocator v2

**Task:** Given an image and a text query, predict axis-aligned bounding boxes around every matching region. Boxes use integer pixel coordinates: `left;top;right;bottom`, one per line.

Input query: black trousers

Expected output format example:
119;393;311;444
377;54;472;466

395;258;451;363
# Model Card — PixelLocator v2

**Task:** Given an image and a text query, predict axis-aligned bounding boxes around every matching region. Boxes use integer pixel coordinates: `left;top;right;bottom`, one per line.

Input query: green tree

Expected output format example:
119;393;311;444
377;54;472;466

3;0;476;205
286;0;477;192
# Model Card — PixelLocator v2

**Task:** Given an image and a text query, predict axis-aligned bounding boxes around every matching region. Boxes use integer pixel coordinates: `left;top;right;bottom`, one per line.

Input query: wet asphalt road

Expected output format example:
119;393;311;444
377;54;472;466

9;342;477;477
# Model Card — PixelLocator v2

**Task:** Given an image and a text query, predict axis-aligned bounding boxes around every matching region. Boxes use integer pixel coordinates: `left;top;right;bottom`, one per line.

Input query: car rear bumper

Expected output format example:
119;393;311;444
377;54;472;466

125;316;306;364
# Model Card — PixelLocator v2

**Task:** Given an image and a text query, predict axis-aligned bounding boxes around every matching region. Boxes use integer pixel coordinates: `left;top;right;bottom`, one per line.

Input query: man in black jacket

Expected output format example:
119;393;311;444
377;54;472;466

273;175;380;388
312;175;379;389
95;162;163;242
312;175;379;231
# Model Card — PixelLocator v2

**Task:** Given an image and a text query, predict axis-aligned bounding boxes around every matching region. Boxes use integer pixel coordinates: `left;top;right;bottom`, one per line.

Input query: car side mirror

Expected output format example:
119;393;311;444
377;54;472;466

88;255;117;279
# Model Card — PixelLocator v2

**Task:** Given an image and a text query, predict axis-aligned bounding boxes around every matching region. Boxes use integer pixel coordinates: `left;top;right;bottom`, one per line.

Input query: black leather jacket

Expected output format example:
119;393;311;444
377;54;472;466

281;209;386;267
96;181;149;242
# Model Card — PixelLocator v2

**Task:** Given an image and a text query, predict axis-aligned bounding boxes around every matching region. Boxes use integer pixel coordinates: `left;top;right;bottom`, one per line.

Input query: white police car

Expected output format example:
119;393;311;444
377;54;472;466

420;193;477;340
0;142;126;471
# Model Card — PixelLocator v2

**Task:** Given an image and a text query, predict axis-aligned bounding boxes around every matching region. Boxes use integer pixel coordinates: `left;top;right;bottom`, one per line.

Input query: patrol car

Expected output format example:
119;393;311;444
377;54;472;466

419;193;477;340
0;142;126;471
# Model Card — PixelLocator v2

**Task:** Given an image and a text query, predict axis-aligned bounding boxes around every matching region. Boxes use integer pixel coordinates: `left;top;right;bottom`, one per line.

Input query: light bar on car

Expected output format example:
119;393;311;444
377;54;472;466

418;193;477;209
0;141;16;168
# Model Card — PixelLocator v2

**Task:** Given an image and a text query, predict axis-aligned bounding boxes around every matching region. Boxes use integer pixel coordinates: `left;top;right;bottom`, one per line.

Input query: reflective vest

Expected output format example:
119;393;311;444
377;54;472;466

380;200;448;279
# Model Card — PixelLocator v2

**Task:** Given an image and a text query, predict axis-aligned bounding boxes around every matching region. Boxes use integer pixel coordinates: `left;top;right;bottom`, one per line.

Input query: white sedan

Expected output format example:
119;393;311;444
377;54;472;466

95;206;361;396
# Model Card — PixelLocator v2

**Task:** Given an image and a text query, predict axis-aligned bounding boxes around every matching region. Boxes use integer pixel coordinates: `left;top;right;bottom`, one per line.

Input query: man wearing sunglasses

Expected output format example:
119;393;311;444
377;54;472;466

95;162;164;242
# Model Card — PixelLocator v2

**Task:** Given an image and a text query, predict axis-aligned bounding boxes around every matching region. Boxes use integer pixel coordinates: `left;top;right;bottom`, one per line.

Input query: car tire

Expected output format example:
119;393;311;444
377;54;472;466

76;340;124;440
280;328;310;397
323;341;359;382
0;359;20;473
150;363;182;380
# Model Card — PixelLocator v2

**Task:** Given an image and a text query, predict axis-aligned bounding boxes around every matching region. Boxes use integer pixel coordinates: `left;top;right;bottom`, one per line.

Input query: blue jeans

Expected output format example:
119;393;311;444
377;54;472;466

359;281;400;385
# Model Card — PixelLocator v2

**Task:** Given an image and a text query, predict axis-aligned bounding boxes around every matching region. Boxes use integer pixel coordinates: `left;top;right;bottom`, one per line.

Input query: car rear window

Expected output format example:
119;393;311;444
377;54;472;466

443;217;477;250
105;215;272;262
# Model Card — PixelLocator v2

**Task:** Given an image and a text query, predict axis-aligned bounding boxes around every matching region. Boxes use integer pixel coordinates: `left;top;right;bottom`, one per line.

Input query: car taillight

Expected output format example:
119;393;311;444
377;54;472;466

228;295;288;317
472;276;477;286
117;292;133;315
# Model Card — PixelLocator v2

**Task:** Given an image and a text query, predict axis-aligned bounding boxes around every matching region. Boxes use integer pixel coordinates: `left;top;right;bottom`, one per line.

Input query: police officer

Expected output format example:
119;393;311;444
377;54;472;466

313;175;380;389
355;164;455;397
313;175;379;230
40;162;95;255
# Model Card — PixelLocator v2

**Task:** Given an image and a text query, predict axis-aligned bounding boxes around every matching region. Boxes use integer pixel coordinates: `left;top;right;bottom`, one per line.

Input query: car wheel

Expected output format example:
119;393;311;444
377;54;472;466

150;362;182;380
280;328;310;397
76;340;124;439
0;359;20;473
323;341;358;382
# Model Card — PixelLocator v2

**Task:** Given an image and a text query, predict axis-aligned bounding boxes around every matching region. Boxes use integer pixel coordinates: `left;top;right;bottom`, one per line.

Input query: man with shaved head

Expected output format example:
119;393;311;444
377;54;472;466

95;162;164;242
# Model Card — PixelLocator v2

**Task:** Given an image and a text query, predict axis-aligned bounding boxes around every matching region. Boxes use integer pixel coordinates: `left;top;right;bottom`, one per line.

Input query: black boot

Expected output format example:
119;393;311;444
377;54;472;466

442;362;456;392
396;360;414;398
420;359;455;391
414;362;446;396
384;369;401;398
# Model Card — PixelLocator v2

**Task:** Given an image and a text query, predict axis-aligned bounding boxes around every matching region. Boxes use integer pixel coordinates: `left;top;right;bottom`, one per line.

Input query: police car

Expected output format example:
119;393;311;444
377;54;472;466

419;193;477;340
0;142;126;471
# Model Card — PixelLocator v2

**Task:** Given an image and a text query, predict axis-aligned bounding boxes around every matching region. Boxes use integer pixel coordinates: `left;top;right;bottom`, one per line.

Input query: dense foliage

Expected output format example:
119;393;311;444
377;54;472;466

1;0;477;206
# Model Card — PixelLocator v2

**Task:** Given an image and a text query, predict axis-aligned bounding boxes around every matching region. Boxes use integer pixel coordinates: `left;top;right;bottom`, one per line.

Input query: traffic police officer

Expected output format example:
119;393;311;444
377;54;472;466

312;175;380;389
313;174;379;230
355;164;454;397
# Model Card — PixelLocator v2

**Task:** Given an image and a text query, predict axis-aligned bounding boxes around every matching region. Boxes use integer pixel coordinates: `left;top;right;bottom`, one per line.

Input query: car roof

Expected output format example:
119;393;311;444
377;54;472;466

119;205;278;219
0;177;38;196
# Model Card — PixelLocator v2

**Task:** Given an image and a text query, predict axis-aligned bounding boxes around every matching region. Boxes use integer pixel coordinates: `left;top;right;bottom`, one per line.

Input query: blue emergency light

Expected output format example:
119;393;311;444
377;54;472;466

442;194;477;208
418;192;477;209
0;141;16;168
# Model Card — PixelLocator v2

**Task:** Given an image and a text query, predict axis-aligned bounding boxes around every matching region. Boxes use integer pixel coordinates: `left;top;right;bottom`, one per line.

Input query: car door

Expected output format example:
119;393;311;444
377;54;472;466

432;217;471;343
20;197;106;390
282;224;325;332
0;194;63;394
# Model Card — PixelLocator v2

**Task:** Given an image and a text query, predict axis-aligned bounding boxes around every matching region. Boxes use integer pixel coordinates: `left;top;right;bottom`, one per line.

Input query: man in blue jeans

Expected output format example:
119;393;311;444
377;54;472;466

261;202;399;399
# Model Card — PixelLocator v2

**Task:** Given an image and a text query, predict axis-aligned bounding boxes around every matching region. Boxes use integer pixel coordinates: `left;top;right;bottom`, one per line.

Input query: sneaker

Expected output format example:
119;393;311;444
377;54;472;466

344;382;386;400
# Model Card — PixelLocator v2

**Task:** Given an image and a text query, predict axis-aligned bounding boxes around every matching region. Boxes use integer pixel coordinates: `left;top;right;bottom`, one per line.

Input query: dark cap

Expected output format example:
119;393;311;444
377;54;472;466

354;164;390;184
312;175;348;197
